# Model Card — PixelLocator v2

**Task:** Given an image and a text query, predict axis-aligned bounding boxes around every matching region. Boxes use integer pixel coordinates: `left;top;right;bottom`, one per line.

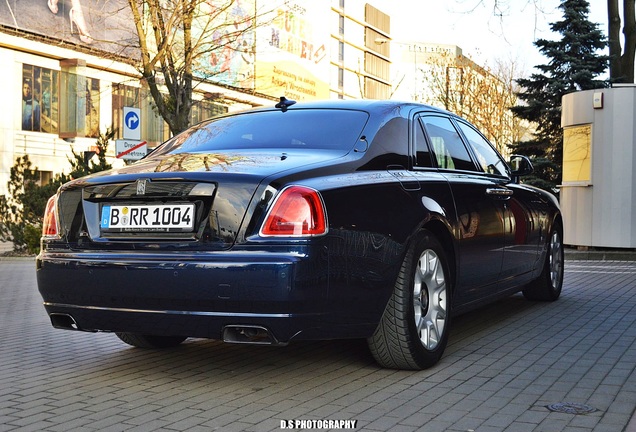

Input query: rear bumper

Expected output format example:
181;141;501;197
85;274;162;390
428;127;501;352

35;249;352;343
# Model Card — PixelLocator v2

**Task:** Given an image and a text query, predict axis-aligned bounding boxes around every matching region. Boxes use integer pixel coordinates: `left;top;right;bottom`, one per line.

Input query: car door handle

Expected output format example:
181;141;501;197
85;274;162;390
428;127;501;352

486;187;513;197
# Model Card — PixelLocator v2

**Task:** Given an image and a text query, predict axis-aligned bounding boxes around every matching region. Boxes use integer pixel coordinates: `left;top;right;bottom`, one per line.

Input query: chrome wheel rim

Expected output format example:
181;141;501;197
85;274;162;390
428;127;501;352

549;230;563;289
413;249;447;350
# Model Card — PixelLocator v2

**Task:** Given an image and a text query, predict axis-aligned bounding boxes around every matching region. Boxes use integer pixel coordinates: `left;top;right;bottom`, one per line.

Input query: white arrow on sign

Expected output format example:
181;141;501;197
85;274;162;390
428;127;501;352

126;113;139;129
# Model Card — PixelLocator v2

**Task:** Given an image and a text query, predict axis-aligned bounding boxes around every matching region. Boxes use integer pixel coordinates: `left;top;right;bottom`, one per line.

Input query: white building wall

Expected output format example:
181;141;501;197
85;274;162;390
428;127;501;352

0;46;17;194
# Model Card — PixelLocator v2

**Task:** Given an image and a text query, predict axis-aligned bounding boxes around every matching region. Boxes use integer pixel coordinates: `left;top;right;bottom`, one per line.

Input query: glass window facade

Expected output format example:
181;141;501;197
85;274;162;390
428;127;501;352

22;65;59;134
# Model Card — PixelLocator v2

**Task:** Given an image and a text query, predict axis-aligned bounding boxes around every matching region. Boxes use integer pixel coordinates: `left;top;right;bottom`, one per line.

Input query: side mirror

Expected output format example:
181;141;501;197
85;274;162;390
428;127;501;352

509;155;533;178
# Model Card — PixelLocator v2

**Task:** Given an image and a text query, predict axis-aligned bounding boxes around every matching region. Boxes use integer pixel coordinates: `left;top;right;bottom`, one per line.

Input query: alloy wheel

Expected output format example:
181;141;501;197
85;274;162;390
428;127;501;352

549;230;564;289
413;249;447;350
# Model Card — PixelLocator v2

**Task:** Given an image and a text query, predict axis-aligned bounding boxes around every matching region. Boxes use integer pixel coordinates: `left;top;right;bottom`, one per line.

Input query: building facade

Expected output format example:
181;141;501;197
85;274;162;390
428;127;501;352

384;40;519;154
0;2;270;196
1;0;393;199
3;0;520;204
329;0;391;100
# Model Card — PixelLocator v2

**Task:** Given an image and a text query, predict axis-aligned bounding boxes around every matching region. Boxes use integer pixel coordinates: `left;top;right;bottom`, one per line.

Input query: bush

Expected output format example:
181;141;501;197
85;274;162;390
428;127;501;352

0;127;115;254
0;156;61;254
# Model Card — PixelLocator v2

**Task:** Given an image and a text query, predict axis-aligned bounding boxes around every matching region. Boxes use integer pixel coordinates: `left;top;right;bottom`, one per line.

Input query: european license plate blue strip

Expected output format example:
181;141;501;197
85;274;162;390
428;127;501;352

100;206;111;228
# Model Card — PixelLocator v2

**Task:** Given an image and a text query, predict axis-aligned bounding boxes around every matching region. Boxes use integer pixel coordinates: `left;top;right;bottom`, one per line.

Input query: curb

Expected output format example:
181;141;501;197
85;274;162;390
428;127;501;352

565;248;636;261
0;255;36;261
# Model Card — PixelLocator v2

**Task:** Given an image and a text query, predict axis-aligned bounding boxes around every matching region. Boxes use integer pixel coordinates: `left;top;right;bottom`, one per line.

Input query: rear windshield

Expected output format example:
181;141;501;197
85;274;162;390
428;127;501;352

153;109;369;155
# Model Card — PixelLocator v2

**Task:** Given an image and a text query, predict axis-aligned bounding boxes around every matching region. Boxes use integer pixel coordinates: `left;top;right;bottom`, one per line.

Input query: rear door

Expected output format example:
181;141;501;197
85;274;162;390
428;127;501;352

418;114;506;304
453;119;542;283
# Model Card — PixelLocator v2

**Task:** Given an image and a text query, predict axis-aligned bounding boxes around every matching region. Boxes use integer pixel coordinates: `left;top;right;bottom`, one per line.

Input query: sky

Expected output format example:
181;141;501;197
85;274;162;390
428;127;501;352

377;0;609;75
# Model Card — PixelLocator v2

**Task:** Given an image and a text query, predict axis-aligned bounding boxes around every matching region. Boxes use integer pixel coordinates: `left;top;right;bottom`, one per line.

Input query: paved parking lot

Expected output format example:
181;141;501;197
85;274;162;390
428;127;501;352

1;257;635;432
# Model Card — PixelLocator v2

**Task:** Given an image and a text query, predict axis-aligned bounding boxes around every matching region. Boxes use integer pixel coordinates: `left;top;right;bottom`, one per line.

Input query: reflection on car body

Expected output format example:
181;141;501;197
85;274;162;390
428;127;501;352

37;99;563;370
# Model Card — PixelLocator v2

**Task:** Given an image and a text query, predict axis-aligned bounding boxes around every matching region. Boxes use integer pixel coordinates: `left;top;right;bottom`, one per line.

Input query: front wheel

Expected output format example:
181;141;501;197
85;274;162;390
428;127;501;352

523;222;564;301
368;231;451;370
115;333;187;349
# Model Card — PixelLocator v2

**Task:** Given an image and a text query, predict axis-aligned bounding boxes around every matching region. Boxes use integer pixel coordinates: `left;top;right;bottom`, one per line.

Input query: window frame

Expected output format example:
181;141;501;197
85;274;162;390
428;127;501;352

416;113;479;173
411;115;434;169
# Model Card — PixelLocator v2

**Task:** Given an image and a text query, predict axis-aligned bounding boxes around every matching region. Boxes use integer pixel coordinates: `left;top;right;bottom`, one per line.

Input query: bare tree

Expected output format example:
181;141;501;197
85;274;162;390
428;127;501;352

608;0;636;82
422;53;524;154
126;0;275;135
457;0;629;82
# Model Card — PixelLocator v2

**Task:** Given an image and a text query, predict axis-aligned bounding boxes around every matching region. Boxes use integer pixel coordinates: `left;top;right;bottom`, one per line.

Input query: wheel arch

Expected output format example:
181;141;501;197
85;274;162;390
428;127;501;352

544;212;564;257
552;213;564;235
419;218;458;294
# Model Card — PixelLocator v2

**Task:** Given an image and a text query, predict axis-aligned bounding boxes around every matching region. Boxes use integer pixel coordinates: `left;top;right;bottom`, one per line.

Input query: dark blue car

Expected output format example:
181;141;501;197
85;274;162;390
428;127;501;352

37;99;563;370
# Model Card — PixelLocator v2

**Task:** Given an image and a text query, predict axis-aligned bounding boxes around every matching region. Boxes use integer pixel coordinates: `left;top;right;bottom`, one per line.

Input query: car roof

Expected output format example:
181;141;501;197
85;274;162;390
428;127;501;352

248;98;455;117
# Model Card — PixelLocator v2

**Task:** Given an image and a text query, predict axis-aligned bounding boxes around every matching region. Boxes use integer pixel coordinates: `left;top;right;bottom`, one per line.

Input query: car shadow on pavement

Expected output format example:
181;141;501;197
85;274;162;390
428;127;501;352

47;293;544;382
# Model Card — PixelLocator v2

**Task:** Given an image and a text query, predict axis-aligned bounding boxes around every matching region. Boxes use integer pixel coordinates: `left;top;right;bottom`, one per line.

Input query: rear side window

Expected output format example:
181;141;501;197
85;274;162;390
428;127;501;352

154;109;369;154
420;116;476;171
456;121;509;177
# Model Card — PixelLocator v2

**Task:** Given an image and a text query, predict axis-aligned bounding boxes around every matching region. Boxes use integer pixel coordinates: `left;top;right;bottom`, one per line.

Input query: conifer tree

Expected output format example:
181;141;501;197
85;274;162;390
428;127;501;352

0;128;115;253
510;0;608;192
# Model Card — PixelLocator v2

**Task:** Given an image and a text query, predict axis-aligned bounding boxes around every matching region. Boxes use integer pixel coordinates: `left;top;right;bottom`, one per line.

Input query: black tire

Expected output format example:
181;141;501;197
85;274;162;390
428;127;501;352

368;231;451;370
523;222;564;301
115;332;187;349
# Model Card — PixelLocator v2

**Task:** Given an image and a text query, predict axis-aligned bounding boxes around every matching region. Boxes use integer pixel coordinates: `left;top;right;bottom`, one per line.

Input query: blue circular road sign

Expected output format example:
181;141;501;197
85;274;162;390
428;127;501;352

125;111;140;131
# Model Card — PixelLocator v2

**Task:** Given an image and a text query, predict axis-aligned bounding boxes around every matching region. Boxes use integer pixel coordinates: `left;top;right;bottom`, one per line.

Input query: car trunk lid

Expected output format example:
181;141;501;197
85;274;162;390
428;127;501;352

54;149;347;251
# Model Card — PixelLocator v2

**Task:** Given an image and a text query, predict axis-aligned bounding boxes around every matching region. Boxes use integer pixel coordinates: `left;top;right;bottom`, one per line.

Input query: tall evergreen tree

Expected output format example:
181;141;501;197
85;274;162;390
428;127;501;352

510;0;608;192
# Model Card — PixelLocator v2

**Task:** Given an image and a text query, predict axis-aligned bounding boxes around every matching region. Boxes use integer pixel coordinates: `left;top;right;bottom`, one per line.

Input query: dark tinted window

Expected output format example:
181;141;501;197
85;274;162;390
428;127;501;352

154;109;369;154
456;121;509;177
414;118;433;168
421;116;476;171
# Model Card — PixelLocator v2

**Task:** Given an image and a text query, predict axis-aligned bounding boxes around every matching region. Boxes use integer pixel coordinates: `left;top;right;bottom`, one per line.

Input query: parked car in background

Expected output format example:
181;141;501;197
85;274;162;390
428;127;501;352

36;99;563;370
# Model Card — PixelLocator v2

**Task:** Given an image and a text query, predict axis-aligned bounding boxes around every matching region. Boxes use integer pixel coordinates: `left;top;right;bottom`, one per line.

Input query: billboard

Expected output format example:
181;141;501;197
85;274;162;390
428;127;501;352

254;1;330;100
2;0;329;100
0;0;138;55
191;0;330;100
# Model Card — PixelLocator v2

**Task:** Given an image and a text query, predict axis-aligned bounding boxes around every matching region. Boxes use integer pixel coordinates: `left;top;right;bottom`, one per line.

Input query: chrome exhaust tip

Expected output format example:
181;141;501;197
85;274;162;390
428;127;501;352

222;325;283;346
49;313;95;332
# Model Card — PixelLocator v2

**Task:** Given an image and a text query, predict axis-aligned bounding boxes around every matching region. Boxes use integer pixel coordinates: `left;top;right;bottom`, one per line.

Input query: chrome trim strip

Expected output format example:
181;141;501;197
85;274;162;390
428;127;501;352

486;187;513;196
43;302;293;318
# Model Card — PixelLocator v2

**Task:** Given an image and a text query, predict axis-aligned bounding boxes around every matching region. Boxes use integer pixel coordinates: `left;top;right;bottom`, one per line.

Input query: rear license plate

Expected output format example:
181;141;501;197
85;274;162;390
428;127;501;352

100;203;195;232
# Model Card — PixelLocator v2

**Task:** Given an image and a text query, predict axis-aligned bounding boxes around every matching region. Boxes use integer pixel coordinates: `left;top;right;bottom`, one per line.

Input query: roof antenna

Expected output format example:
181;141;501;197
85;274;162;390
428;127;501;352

275;96;296;112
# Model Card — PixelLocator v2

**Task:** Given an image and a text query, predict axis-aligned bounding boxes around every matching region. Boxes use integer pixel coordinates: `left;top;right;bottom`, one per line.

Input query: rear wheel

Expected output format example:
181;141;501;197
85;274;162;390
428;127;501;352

368;231;451;370
115;332;187;349
523;222;564;301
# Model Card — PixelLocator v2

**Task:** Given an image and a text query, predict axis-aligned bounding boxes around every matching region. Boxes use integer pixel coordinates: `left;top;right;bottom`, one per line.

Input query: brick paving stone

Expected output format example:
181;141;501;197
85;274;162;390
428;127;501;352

383;426;418;432
1;259;636;431
364;415;402;431
503;423;539;432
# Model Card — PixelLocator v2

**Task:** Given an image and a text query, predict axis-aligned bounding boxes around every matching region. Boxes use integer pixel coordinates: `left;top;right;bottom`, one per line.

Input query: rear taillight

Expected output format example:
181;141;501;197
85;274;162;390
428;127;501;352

42;195;59;237
260;186;327;237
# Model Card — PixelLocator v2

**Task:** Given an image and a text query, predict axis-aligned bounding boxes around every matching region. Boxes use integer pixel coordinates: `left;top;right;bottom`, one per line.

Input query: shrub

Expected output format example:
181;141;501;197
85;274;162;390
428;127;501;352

0;127;115;254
